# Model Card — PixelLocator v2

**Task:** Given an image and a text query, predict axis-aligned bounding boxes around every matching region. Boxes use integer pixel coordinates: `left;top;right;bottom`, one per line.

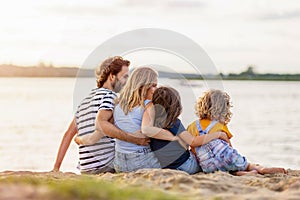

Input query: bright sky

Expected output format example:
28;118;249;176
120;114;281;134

1;0;300;73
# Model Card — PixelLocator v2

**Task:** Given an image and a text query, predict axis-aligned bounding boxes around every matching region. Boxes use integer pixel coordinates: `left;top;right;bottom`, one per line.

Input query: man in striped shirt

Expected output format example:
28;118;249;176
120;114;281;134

53;56;149;174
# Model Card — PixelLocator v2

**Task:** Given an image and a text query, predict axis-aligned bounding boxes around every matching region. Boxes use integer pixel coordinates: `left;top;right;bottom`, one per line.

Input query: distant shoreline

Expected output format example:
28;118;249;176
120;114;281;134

1;64;300;81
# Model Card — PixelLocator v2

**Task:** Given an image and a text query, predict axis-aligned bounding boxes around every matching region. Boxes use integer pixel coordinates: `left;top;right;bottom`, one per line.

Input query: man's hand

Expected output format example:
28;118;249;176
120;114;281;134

133;137;150;146
51;167;60;173
130;130;150;146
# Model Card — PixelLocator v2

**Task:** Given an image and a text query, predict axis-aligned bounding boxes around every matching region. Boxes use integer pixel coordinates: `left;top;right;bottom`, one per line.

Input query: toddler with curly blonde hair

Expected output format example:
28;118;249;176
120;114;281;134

187;89;286;175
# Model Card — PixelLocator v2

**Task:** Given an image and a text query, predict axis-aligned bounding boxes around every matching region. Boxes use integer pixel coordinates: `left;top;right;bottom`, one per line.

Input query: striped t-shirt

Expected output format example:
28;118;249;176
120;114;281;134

75;88;117;173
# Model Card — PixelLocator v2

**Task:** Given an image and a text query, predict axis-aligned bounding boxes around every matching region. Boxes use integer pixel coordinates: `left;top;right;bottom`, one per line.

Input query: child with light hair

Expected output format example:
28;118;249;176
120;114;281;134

187;89;286;175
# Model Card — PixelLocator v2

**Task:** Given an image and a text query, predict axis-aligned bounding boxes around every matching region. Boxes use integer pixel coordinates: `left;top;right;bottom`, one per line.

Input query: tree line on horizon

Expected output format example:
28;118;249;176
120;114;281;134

0;64;300;81
0;64;93;77
221;66;300;81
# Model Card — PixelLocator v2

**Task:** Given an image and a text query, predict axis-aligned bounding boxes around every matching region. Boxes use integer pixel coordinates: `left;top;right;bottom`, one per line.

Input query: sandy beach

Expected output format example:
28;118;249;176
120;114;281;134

1;169;299;200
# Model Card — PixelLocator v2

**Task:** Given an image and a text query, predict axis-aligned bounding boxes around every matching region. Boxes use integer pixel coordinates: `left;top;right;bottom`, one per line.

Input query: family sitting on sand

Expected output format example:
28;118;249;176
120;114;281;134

53;56;286;176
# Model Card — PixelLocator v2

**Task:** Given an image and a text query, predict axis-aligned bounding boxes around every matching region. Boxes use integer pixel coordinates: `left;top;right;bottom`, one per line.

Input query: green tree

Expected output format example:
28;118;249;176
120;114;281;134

240;65;256;77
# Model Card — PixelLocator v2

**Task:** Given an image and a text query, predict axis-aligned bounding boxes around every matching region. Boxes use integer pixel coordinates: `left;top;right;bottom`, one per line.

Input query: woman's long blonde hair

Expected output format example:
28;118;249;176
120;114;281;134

195;89;232;124
118;67;158;115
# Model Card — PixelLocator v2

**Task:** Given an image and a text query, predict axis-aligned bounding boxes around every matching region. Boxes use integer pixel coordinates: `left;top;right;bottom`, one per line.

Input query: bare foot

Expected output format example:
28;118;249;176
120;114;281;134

248;164;287;175
260;167;287;175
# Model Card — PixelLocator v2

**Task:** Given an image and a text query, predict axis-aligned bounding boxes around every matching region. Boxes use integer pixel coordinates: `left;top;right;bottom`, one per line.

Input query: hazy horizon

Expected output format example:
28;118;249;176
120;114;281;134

2;62;300;75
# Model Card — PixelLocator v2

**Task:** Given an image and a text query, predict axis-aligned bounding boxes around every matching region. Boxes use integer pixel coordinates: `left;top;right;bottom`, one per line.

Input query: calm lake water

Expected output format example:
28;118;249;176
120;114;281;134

0;78;299;172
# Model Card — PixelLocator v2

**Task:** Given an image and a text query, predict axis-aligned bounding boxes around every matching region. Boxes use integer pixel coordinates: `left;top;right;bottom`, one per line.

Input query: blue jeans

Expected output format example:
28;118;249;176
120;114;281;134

177;151;201;174
114;147;161;172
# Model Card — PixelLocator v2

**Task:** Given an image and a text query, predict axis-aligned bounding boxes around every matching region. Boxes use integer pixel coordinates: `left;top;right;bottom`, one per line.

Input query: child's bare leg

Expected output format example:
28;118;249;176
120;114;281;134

248;163;286;175
233;170;258;176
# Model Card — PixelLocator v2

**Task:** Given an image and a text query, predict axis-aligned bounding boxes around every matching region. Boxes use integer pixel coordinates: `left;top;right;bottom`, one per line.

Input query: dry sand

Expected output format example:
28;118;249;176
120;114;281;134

1;169;300;200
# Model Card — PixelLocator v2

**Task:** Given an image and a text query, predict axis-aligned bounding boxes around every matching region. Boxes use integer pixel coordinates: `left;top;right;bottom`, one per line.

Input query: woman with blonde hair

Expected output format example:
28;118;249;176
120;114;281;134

187;89;286;175
113;67;177;172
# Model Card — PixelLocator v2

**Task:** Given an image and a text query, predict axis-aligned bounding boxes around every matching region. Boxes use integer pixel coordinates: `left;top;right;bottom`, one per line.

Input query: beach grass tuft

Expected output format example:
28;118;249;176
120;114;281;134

0;173;179;200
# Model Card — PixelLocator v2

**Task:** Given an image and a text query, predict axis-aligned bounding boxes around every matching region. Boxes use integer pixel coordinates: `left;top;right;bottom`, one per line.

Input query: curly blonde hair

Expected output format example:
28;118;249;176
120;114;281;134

195;89;232;124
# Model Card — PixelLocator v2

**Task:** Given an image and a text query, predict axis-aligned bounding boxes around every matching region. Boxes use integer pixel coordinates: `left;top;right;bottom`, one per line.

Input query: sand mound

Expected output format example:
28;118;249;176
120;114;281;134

98;168;300;199
1;169;299;199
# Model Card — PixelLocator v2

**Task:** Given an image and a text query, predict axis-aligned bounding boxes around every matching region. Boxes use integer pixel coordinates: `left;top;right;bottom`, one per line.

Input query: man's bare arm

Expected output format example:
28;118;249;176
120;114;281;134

98;110;149;146
52;117;77;172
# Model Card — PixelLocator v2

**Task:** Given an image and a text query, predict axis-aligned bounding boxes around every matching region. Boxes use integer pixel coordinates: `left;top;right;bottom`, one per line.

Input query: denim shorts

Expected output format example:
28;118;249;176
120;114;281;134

177;151;201;175
196;139;248;173
113;147;161;172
